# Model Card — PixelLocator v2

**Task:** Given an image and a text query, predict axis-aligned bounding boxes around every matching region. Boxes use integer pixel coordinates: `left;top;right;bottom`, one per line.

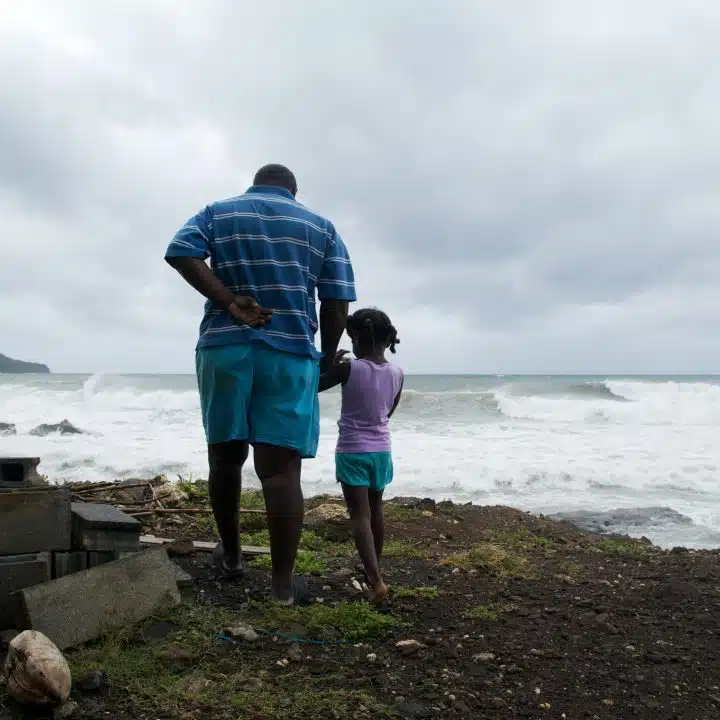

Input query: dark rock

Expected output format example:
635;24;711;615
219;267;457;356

73;670;109;694
0;423;16;436
304;504;351;542
287;643;303;663
156;643;194;665
142;620;181;640
30;419;84;436
54;700;79;719
285;623;310;639
391;497;437;512
166;539;196;557
396;701;431;719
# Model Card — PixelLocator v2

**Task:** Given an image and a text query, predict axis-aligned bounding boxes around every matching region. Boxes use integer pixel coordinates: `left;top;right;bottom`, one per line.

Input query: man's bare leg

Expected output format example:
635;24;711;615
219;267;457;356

342;484;388;604
254;444;303;603
208;440;249;570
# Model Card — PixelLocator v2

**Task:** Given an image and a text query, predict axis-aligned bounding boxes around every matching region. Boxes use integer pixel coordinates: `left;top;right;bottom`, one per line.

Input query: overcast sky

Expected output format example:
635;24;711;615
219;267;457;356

1;0;719;375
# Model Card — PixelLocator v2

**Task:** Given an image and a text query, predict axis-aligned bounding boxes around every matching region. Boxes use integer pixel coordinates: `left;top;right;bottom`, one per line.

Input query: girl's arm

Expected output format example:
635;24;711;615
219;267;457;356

387;377;405;419
318;360;351;392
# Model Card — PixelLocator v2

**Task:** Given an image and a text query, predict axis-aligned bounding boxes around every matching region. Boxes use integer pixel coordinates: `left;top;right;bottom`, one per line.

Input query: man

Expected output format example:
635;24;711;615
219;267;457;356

165;164;355;605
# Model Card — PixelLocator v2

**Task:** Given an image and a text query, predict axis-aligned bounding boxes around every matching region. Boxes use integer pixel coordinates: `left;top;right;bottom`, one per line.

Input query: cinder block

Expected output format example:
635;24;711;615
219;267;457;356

0;553;51;628
71;503;141;552
17;548;181;650
0;457;43;488
87;551;117;568
52;551;88;579
0;488;71;555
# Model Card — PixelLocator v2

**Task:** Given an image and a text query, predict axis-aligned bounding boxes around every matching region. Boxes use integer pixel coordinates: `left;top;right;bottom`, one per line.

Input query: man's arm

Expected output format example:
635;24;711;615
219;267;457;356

167;256;236;311
318;358;351;392
165;208;271;326
316;227;356;373
319;300;349;374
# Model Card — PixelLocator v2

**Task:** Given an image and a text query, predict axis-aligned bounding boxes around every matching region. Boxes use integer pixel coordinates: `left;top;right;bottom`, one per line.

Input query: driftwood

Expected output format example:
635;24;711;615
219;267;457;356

72;480;162;495
128;507;263;518
139;534;270;556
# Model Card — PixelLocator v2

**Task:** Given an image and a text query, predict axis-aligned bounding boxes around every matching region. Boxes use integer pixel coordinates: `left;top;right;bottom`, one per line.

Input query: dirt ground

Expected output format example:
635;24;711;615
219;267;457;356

3;489;720;720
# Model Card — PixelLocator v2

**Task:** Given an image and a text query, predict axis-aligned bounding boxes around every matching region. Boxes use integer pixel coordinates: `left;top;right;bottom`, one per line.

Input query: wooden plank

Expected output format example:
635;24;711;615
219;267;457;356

139;535;270;556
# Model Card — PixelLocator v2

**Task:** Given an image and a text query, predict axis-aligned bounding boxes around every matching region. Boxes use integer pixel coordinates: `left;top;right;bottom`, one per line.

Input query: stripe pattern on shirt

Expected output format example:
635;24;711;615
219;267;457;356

165;186;356;359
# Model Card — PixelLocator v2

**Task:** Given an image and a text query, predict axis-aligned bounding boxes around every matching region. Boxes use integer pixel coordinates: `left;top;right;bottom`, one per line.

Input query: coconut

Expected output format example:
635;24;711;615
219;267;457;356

3;630;71;705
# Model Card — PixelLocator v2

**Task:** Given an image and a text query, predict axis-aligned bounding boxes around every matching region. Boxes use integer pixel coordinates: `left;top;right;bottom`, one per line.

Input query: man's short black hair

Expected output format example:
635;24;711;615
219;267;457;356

253;164;298;195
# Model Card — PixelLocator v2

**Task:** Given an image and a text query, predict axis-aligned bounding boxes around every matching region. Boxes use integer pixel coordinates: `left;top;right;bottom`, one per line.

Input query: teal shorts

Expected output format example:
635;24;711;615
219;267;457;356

196;344;320;458
336;452;393;491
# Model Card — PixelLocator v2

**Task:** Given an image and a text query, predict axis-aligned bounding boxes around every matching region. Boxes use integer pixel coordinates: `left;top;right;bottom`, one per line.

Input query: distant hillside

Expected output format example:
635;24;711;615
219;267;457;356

0;353;50;374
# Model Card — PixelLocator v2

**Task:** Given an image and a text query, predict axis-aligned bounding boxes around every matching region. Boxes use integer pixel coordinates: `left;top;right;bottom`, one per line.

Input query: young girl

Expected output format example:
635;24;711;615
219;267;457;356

319;308;404;608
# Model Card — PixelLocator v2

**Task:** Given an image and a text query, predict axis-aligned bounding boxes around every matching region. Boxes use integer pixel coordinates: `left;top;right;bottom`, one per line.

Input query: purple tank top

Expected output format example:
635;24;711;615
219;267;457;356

336;359;404;454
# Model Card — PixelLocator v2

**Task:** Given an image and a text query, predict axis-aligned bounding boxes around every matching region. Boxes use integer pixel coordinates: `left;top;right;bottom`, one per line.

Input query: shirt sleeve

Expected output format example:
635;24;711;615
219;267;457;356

317;228;357;301
164;206;213;261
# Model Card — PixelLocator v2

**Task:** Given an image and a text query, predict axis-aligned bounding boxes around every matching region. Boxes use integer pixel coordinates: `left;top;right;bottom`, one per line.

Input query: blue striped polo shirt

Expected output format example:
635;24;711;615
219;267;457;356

165;186;356;360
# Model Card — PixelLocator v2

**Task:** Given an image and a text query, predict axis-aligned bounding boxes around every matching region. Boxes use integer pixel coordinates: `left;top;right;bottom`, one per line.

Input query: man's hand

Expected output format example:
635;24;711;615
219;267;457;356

333;349;350;364
321;348;349;375
228;296;272;327
318;349;352;392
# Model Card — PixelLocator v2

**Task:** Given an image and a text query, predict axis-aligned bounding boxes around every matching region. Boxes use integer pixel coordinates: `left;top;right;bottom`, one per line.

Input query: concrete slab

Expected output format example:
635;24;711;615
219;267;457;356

0;488;71;555
17;548;181;650
87;551;117;568
0;553;51;628
0;457;43;488
52;551;88;578
71;503;141;552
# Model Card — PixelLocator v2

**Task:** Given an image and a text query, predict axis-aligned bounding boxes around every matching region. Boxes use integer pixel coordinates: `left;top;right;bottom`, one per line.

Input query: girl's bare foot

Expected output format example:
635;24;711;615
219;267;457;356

369;581;388;606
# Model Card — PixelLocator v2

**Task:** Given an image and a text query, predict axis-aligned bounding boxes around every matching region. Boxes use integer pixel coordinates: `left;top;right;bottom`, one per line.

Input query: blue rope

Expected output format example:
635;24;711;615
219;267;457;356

216;629;348;646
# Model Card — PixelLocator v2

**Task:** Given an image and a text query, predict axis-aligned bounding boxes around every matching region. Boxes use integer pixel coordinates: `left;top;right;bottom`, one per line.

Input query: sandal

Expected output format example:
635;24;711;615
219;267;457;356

372;596;393;615
273;576;313;607
212;541;247;580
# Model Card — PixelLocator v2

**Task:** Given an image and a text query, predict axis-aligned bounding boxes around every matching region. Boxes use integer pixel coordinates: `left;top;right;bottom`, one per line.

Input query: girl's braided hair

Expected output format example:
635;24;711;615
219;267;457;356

346;308;400;353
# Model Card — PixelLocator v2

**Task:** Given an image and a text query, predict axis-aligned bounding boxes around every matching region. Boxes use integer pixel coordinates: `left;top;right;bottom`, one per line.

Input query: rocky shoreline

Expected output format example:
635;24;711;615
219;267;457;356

3;484;720;719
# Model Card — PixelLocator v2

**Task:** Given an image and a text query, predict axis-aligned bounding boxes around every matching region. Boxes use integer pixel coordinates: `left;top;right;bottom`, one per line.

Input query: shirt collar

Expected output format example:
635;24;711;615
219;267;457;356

246;185;295;199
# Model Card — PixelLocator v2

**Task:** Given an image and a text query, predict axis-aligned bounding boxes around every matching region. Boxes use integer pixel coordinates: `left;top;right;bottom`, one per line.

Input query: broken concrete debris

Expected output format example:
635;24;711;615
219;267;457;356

53;551;88;579
0;456;43;486
0;553;52;626
0;460;191;654
19;548;181;650
71;501;141;553
0;487;72;555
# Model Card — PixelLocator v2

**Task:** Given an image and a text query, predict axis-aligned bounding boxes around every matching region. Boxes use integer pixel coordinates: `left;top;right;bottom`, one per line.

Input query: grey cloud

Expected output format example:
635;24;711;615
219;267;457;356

0;0;719;373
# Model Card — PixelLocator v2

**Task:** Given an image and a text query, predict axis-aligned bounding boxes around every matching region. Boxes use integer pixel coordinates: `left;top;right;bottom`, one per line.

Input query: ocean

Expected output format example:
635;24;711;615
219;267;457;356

2;373;720;549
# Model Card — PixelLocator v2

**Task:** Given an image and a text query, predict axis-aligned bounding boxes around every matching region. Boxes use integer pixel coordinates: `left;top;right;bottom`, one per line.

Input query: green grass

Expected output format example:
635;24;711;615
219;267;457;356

298;530;354;557
485;528;557;552
464;602;516;621
596;537;651;554
392;586;440;600
67;606;392;720
382;539;428;558
174;478;267;511
250;550;325;574
250;600;403;642
384;504;424;522
444;542;532;578
67;603;399;719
